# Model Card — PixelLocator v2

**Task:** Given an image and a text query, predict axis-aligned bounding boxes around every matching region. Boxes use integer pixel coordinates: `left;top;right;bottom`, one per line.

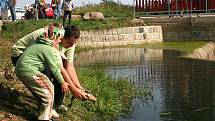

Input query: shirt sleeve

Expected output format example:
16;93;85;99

43;46;64;84
11;28;46;57
64;45;75;63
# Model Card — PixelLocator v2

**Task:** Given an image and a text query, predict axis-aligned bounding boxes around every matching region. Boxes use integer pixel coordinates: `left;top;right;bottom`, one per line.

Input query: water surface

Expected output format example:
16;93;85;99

75;48;215;121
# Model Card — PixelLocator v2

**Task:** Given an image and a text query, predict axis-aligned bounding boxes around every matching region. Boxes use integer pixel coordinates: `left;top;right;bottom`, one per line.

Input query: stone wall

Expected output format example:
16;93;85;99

78;26;163;47
183;42;215;60
143;16;215;41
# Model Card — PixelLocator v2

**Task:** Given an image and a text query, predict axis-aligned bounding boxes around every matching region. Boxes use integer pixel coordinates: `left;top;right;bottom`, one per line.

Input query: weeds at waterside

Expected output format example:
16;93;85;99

62;67;136;120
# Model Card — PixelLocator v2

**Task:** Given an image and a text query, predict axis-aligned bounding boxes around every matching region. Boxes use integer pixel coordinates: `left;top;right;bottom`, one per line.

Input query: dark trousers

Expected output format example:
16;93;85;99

63;10;72;27
9;5;16;21
38;5;47;19
11;56;65;107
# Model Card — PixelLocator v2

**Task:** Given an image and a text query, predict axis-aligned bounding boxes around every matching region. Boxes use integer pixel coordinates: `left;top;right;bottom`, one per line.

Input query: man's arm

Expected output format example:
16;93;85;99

63;60;84;89
60;65;87;99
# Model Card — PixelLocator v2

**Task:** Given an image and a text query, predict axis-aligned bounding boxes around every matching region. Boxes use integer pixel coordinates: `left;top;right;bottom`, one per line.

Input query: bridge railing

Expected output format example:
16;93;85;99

135;9;215;17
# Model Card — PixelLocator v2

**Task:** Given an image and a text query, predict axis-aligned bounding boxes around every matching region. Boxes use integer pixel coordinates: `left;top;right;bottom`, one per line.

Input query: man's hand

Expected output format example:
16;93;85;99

61;82;69;93
71;88;88;100
78;85;85;91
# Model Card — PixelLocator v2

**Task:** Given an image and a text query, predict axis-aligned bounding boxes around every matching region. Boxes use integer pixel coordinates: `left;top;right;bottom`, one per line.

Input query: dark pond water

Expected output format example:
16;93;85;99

75;48;215;121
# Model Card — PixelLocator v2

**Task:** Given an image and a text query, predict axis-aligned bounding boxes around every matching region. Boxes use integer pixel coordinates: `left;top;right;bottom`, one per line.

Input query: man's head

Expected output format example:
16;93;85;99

61;25;80;48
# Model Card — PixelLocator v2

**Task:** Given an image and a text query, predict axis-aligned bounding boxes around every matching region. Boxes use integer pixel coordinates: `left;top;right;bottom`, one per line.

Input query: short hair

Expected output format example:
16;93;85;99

64;25;80;40
49;23;60;29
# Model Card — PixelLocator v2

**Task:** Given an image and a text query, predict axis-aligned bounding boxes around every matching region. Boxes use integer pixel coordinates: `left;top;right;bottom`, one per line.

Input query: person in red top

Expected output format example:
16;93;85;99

36;0;47;19
51;0;61;19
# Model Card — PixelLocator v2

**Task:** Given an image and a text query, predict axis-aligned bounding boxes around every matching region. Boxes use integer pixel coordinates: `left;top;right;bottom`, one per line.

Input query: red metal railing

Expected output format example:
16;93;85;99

135;0;215;13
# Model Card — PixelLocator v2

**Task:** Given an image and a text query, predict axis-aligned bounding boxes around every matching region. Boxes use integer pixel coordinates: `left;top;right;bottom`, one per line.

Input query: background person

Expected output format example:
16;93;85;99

0;0;9;23
62;0;73;26
51;0;61;19
36;0;47;19
24;4;35;20
8;0;16;21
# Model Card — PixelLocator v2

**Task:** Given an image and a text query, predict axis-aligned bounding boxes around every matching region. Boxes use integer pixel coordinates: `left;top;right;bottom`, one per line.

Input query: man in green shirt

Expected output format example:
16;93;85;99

11;24;89;114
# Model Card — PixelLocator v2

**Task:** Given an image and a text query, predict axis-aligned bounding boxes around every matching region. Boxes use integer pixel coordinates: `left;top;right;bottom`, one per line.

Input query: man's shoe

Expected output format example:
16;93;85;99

52;109;59;118
58;105;68;111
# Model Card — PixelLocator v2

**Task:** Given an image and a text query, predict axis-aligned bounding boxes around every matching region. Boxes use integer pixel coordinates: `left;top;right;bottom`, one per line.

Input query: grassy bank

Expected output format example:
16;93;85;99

0;18;133;42
74;2;133;17
0;66;136;120
62;67;135;120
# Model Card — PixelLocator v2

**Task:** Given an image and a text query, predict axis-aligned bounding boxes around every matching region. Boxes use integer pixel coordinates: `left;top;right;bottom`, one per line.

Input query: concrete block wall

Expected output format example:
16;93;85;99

144;16;215;42
164;31;215;41
78;26;163;47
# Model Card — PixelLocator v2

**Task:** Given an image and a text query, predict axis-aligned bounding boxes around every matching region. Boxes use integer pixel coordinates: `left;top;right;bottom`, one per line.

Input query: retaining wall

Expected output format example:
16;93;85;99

143;16;215;41
79;26;163;47
183;42;215;60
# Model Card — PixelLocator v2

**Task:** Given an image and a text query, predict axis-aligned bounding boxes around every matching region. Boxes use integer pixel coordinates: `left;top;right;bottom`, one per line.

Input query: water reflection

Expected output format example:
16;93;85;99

75;48;163;66
75;48;215;121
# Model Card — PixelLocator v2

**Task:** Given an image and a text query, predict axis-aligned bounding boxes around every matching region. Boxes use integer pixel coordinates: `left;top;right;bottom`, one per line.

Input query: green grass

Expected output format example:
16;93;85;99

0;18;133;42
61;67;135;120
0;20;54;42
74;2;133;18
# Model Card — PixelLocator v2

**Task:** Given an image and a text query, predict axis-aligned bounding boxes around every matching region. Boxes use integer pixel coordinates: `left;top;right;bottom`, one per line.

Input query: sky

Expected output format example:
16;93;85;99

16;0;133;8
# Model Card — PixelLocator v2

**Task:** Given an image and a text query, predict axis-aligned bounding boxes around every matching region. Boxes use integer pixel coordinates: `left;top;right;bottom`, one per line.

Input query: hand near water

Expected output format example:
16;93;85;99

71;88;88;100
61;82;69;93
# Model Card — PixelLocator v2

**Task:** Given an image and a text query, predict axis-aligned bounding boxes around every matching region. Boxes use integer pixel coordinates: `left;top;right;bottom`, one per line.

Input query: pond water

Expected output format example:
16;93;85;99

75;48;215;121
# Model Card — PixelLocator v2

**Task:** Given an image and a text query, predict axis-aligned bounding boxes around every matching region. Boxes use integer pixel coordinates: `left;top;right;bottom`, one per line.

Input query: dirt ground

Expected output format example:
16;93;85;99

0;111;26;121
0;69;38;121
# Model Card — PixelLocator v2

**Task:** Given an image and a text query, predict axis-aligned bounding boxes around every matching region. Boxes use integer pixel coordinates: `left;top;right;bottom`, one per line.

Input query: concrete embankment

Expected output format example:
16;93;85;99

183;42;215;60
142;16;215;42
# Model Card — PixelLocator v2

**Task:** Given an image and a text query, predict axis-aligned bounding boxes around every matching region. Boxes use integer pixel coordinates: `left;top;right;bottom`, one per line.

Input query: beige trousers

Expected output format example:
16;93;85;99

17;73;54;120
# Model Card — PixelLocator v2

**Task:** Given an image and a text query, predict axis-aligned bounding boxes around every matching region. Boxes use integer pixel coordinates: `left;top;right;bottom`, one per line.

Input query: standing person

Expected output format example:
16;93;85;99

57;0;62;18
11;24;90;111
62;0;73;27
15;34;69;121
37;0;47;19
8;0;16;21
51;0;61;19
0;0;8;23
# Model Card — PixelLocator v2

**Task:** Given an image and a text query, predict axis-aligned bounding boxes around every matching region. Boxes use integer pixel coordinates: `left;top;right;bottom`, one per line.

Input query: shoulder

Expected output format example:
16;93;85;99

31;28;46;36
